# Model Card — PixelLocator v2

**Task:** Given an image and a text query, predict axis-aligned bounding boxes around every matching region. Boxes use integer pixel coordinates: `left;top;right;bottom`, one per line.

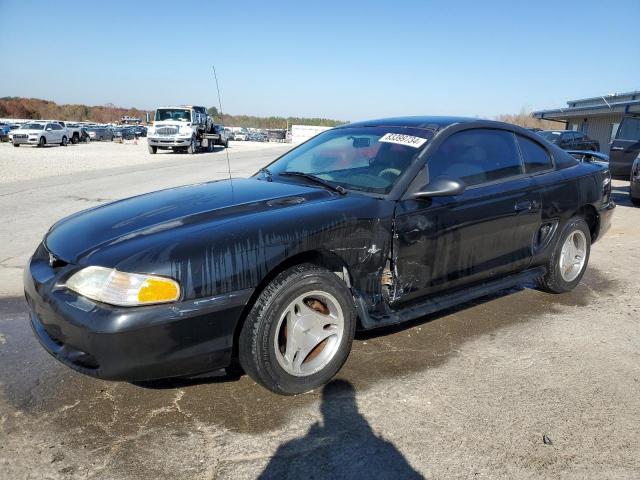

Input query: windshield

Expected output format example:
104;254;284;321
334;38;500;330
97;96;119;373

155;108;191;122
264;127;432;194
21;123;45;130
537;131;562;142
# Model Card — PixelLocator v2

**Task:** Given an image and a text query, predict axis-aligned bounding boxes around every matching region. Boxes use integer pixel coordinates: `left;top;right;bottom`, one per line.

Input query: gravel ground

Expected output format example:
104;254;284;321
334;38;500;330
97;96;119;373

0;143;638;479
0;139;286;185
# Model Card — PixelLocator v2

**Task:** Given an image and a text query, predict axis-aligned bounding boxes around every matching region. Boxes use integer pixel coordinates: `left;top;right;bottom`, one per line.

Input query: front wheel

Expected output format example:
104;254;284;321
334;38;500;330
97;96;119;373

631;197;640;207
148;145;157;154
187;136;197;154
38;136;46;148
239;263;356;395
71;134;79;144
538;217;591;293
12;143;19;147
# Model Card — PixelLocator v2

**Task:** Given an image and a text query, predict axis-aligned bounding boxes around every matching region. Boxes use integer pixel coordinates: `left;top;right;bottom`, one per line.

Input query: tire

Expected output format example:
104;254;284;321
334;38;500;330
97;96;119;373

187;136;197;155
223;138;229;148
538;217;591;293
13;143;19;147
61;136;68;146
148;145;157;154
72;134;79;144
239;263;356;395
38;137;46;148
99;136;104;141
631;197;640;207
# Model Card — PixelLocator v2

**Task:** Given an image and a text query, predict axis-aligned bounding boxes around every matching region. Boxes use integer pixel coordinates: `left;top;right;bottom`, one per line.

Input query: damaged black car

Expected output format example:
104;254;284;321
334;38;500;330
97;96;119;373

25;117;615;395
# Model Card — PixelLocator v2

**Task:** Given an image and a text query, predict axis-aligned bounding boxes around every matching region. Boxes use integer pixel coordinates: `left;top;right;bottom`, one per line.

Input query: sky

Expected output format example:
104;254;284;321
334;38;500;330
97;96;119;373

1;0;638;121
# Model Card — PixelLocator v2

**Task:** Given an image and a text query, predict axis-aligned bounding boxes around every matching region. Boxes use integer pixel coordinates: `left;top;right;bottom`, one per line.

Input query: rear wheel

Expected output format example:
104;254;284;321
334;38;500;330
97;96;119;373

148;145;157;154
538;217;591;293
239;263;356;395
61;136;68;146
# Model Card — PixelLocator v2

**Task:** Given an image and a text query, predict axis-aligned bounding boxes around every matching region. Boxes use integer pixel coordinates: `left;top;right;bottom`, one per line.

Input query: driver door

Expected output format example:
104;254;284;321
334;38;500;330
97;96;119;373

392;128;541;305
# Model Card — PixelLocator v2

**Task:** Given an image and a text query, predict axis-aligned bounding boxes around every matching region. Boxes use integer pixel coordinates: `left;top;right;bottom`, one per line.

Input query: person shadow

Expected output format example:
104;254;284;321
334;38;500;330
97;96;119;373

258;379;424;479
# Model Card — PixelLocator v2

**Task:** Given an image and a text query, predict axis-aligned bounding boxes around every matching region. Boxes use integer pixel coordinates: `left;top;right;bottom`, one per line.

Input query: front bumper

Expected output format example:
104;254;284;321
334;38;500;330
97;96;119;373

12;136;39;145
24;244;252;381
148;136;191;147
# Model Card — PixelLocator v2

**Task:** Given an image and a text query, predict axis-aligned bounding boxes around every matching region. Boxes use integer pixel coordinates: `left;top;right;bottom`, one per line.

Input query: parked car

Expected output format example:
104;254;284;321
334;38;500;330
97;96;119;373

248;132;267;142
630;155;640;206
609;116;640;178
537;130;600;152
233;131;248;141
85;126;113;141
79;128;91;143
0;122;12;142
130;125;147;137
212;124;229;147
112;127;137;141
11;121;69;147
24;117;614;395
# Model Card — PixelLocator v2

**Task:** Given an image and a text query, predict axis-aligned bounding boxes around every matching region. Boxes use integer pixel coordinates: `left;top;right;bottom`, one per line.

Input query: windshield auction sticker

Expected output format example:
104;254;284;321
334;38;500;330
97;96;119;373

379;133;428;148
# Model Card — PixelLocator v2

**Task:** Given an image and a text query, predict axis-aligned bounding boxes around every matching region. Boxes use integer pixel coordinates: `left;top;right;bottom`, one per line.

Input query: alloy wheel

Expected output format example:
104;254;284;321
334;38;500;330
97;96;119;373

273;290;344;377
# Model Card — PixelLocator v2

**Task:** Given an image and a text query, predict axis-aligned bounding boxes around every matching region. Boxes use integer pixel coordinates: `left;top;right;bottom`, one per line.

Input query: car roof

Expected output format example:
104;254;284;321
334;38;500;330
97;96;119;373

338;116;491;131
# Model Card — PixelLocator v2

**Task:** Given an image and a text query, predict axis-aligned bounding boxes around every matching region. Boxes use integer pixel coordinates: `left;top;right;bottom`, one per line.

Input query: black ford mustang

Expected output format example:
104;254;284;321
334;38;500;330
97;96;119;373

25;117;615;395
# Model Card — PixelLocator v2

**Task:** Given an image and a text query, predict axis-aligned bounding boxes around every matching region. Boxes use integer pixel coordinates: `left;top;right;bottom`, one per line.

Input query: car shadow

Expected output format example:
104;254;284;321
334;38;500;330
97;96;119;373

257;379;424;480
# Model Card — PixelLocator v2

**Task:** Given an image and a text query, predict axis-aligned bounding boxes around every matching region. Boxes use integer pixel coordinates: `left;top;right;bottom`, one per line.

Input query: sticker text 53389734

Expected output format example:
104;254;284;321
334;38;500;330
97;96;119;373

379;133;428;149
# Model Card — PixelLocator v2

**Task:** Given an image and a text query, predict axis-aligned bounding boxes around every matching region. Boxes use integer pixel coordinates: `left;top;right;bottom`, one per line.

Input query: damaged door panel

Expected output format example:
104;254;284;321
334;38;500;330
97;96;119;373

392;176;542;305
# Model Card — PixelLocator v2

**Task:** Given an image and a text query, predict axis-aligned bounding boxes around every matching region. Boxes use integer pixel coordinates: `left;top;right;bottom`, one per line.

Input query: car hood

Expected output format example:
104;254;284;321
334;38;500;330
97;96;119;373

16;129;44;134
44;178;333;264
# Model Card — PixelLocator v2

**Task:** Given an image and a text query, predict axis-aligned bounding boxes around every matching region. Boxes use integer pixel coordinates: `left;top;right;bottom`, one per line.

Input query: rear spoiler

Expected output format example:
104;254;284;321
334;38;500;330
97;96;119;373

566;150;609;163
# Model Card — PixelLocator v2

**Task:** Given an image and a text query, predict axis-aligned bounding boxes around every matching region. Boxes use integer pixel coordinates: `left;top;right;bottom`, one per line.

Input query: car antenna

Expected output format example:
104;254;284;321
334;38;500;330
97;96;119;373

212;65;233;193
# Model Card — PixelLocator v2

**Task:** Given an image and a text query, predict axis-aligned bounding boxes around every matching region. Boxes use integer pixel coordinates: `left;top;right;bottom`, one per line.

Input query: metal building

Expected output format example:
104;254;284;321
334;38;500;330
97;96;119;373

532;91;640;153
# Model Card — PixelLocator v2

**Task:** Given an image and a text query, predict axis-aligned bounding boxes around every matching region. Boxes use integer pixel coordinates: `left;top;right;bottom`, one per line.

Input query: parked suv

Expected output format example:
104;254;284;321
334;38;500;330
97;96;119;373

537;130;600;152
12;121;69;147
609;116;640;178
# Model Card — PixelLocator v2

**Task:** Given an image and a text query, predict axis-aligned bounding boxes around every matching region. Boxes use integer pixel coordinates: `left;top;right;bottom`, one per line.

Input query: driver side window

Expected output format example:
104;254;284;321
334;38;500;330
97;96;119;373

427;128;523;187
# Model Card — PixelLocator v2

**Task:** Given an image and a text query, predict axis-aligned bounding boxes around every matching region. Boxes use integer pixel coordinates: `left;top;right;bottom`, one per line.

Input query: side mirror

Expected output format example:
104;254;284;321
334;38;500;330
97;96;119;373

412;177;465;199
46;127;52;131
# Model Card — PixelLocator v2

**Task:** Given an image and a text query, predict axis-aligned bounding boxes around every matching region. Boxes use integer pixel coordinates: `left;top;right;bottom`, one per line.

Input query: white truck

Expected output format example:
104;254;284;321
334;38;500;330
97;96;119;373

56;121;85;144
147;105;223;154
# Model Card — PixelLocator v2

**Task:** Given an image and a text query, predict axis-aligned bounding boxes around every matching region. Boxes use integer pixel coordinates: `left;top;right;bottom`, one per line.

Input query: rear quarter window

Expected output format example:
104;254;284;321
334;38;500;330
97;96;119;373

516;135;553;174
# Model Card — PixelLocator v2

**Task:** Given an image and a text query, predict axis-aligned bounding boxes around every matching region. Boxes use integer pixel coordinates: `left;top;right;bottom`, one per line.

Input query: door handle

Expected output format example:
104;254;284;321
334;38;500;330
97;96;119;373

514;200;532;212
610;146;624;151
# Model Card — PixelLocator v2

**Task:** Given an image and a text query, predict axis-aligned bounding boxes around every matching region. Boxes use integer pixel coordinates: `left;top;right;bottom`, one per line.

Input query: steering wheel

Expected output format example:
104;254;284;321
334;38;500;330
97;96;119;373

378;168;401;182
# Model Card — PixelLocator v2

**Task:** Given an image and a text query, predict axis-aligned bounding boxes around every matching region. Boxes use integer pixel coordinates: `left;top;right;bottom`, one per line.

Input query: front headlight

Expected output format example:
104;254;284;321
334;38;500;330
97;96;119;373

66;266;180;306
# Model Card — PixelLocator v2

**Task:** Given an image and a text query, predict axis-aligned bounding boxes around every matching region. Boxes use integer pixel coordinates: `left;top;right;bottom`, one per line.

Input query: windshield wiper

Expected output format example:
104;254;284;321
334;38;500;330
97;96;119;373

279;171;346;195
